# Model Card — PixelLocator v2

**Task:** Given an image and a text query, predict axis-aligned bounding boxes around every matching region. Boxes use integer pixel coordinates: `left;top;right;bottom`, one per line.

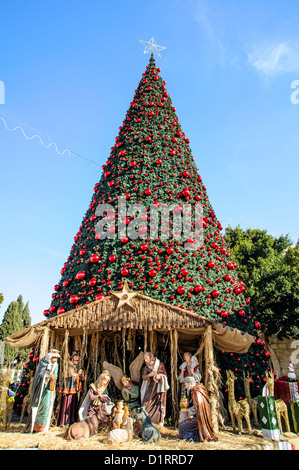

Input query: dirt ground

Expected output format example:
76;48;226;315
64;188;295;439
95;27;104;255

0;419;294;451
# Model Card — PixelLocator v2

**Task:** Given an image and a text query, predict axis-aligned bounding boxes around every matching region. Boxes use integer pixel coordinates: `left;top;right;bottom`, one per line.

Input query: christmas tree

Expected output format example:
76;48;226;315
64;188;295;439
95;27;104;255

45;53;270;399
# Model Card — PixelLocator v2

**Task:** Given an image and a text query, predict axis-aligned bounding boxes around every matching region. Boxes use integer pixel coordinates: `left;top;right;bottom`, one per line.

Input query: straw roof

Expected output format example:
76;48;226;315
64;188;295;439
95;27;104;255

4;285;255;354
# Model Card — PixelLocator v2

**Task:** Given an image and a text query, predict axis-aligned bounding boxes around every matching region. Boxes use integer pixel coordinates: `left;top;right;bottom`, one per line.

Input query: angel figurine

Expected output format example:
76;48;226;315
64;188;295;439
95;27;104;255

103;351;143;412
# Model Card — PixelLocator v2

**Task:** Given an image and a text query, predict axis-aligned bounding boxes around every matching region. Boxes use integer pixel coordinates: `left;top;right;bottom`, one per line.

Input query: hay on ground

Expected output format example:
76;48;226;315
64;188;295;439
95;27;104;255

0;422;282;451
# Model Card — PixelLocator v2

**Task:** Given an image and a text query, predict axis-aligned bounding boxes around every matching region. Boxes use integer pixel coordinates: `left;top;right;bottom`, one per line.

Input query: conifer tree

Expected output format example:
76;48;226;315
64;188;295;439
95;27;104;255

22;301;31;330
44;54;270;399
0;300;22;365
0;295;31;365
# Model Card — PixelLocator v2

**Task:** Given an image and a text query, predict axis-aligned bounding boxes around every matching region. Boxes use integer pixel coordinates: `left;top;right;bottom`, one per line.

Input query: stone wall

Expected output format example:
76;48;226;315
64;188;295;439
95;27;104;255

267;336;299;378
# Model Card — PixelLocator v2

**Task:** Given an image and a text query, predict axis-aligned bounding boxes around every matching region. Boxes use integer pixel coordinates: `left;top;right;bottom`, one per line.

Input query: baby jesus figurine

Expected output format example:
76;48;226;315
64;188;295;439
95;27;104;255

111;400;129;429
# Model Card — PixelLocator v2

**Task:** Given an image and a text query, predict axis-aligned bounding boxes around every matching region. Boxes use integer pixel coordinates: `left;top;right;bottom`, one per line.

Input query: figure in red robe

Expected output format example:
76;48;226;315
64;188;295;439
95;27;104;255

140;352;169;425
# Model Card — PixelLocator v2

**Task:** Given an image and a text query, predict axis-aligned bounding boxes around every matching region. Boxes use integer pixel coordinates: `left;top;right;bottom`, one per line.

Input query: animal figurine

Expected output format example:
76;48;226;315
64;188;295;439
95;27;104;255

243;371;259;427
265;370;290;432
67;399;113;440
105;416;134;445
133;406;161;443
226;370;252;434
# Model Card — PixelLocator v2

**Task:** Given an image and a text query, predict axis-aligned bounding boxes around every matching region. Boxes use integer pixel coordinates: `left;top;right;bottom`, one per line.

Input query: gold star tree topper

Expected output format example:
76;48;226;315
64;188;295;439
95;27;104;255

110;281;141;310
138;37;166;58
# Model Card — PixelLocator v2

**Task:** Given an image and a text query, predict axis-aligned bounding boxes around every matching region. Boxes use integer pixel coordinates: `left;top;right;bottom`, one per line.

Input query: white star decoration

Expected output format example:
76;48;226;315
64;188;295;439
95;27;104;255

110;281;141;310
138;37;166;58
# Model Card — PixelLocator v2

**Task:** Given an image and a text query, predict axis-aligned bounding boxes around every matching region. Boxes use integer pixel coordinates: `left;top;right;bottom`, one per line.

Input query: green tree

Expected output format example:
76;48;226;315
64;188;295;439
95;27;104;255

43;54;270;398
22;301;31;329
0;295;31;365
224;226;299;339
0;300;22;365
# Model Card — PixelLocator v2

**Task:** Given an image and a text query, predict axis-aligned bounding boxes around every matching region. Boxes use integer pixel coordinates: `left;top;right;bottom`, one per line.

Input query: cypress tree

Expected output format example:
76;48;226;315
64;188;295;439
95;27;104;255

0;301;22;365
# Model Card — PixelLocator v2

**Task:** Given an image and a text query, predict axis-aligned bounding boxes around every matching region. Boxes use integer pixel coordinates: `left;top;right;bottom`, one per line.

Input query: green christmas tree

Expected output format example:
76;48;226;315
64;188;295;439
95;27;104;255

45;54;270;399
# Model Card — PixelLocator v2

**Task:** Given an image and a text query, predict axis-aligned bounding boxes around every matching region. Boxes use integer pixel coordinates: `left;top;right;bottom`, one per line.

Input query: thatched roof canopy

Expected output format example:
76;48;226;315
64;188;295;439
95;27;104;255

4;290;255;355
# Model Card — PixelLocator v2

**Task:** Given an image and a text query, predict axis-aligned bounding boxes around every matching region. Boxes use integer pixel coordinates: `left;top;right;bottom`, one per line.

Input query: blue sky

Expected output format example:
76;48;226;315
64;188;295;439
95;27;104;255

1;0;299;325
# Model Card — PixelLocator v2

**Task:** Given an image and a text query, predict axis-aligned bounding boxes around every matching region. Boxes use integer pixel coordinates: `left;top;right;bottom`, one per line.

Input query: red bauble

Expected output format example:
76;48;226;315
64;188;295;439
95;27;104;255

121;268;129;276
75;271;86;280
145;189;152;195
89;277;97;286
220;310;228;318
121;237;129;243
177;286;185;294
70;295;79;304
54;284;60;291
57;307;65;315
181;268;189;276
194;285;202;293
148;269;157;277
109;254;117;262
96;293;105;300
224;274;231;282
254;321;261;329
90;254;100;263
141;243;149;251
212;289;220;298
166;247;174;255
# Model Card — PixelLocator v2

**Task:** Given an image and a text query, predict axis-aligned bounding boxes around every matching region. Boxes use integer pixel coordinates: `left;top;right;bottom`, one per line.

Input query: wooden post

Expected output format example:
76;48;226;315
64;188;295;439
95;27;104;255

170;329;180;425
122;328;126;373
204;324;220;434
39;327;50;359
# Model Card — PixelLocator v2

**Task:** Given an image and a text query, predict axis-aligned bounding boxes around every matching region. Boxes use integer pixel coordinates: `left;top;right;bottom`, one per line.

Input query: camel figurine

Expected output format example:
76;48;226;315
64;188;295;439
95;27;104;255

226;370;252;434
243;371;259;426
19;370;34;424
265;370;290;432
0;369;14;429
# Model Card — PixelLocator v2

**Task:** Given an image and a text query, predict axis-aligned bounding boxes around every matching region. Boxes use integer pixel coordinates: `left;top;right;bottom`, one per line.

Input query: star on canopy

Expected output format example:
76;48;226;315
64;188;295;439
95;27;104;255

138;37;166;58
110;281;141;310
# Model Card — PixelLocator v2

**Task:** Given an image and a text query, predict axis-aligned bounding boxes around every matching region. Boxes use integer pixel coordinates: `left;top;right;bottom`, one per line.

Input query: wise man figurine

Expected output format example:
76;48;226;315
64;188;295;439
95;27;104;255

25;349;60;433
